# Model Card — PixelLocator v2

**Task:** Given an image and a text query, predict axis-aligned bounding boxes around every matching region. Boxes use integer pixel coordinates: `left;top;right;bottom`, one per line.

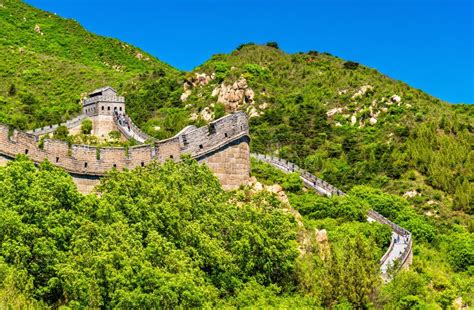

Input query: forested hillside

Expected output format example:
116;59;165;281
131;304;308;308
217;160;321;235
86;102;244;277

0;1;472;308
122;43;473;308
0;0;177;129
128;43;472;217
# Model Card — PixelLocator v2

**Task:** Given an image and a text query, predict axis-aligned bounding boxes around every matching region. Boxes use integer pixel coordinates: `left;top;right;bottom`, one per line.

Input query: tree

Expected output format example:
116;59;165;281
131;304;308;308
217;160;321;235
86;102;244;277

321;236;381;308
80;119;92;134
8;84;16;96
266;42;279;49
53;125;69;141
446;233;473;272
343;61;359;69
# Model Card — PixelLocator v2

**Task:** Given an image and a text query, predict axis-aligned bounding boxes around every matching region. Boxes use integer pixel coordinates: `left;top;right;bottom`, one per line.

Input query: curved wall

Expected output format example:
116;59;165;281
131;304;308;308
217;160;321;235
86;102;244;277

0;112;250;192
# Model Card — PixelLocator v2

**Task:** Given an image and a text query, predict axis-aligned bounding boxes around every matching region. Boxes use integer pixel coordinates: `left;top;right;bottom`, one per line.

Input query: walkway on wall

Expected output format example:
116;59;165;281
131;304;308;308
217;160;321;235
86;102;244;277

251;153;412;281
113;113;152;144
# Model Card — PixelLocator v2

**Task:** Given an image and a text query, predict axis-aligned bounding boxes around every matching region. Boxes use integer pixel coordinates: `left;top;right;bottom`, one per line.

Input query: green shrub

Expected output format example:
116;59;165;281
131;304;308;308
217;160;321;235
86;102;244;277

343;61;359;69
80;119;92;134
266;42;279;49
53;125;69;140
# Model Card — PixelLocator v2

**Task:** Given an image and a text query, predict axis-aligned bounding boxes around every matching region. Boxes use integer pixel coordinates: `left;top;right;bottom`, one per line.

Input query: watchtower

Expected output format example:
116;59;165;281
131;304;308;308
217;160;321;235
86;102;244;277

82;86;125;117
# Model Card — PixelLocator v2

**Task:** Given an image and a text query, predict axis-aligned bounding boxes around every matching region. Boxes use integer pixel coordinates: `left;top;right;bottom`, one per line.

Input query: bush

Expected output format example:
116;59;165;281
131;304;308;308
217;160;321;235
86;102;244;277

343;61;359;70
108;130;121;140
266;42;279;49
213;103;225;119
236;42;256;50
8;84;16;96
446;233;474;272
244;63;268;79
80;119;92;134
53;125;69;140
213;61;230;82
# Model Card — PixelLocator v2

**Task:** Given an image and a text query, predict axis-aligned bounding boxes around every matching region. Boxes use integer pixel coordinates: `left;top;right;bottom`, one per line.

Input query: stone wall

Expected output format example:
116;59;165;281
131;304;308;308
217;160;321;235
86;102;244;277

90;114;122;139
71;174;101;194
83;95;125;117
0;112;250;193
27;114;88;136
197;137;250;190
0;154;9;167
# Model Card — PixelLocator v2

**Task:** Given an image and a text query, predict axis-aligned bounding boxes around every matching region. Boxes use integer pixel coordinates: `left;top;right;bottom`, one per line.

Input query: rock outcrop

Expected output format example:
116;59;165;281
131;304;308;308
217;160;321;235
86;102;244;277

212;78;255;112
351;85;373;99
34;24;44;35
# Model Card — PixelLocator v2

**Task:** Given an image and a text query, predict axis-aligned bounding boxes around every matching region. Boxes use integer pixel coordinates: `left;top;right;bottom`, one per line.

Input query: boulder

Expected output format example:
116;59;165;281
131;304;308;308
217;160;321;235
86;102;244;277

180;89;192;102
403;190;419;198
390;95;402;103
211;86;220;97
267;184;283;194
316;229;328;243
351;115;357;126
352;85;373;99
200;107;214;122
327;107;343;117
254;181;263;192
216;78;255;112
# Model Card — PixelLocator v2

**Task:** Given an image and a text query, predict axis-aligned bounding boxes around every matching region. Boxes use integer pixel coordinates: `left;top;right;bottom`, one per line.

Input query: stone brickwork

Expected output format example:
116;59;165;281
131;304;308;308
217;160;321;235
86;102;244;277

198;137;250;190
83;87;125;117
0;154;9;167
0;112;250;193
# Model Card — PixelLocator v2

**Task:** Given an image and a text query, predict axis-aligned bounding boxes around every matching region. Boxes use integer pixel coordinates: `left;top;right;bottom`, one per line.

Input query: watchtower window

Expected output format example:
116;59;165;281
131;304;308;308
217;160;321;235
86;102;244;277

224;133;228;138
114;107;117;111
199;144;203;150
24;149;28;155
209;123;216;135
102;106;104;111
170;155;174;159
141;162;145;167
119;107;122;111
113;164;117;168
108;106;111;111
182;134;188;147
84;162;88;168
56;157;59;163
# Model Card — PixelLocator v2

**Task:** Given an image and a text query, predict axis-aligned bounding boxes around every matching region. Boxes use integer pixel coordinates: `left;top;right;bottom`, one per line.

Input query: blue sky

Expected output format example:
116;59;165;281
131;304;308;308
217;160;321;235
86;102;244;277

26;0;473;103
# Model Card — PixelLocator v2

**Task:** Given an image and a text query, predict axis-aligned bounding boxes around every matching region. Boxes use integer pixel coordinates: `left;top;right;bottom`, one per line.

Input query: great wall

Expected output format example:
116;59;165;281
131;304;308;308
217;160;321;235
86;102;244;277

0;87;250;193
0;87;412;280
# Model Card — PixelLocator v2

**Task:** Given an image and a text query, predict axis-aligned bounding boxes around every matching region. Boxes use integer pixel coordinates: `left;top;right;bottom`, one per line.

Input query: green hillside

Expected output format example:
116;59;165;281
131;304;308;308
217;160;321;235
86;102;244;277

0;1;472;308
133;43;472;215
0;0;178;129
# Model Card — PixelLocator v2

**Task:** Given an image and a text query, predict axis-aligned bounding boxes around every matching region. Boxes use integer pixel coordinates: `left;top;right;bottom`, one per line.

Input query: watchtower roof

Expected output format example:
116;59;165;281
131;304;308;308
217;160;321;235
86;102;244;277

89;86;117;97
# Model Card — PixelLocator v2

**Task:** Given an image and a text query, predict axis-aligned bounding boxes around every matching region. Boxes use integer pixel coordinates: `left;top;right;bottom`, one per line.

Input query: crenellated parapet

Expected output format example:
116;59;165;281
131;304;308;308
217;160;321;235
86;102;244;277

0;112;250;190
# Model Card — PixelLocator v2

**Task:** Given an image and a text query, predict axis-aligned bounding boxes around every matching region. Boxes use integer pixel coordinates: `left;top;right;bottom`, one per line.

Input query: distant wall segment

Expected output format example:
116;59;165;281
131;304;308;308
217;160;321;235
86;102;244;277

0;112;250;192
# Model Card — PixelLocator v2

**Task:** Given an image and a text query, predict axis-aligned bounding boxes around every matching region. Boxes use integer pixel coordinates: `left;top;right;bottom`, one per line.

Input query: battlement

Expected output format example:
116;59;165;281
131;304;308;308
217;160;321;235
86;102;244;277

83;95;125;106
0;112;250;190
